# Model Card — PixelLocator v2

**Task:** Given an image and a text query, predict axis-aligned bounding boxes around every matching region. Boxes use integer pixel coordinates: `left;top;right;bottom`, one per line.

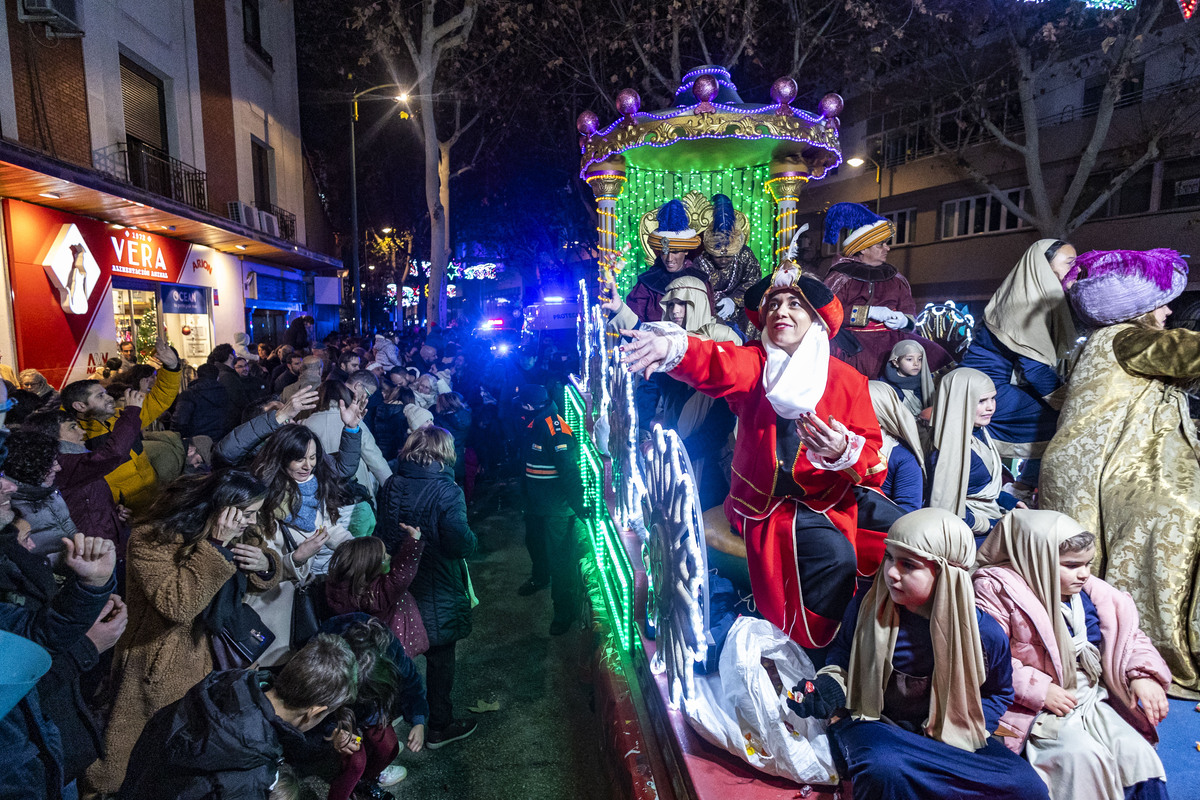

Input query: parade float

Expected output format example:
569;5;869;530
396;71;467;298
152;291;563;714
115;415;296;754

564;67;854;800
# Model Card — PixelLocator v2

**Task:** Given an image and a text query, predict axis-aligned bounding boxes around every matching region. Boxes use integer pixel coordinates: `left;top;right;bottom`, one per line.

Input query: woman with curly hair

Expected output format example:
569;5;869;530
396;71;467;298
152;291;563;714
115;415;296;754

3;428;77;560
86;469;280;793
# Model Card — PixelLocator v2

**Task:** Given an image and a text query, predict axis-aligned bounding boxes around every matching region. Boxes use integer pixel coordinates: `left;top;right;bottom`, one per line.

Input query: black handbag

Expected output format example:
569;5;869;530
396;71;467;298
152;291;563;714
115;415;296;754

278;522;323;648
211;599;276;670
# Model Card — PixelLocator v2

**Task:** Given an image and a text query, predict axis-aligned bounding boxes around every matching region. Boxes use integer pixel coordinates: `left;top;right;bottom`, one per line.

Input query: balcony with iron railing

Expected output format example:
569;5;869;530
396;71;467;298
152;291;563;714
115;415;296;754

864;76;1194;170
252;201;297;243
95;139;209;213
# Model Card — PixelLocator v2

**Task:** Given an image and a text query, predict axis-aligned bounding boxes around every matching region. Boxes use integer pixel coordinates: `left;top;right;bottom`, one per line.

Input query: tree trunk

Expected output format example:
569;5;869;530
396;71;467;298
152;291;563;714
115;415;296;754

420;83;448;331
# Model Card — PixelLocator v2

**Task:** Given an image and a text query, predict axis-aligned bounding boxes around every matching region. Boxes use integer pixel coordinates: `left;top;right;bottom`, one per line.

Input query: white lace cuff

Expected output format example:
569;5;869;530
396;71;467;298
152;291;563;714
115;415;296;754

806;431;865;472
641;321;689;373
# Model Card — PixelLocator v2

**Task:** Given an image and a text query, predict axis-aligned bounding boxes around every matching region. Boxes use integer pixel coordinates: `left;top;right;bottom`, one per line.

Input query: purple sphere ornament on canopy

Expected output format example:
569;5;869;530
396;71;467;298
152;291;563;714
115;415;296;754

770;77;798;105
577;110;600;137
693;76;719;103
616;89;642;119
819;93;844;119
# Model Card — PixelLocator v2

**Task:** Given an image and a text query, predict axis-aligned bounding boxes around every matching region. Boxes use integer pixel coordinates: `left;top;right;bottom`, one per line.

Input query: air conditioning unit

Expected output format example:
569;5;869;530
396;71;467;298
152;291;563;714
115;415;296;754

18;0;83;36
227;201;260;231
259;211;280;238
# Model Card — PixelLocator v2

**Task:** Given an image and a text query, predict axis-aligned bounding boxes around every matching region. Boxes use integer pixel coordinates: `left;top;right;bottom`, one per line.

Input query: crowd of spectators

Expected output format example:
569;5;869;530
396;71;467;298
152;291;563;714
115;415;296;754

0;319;575;800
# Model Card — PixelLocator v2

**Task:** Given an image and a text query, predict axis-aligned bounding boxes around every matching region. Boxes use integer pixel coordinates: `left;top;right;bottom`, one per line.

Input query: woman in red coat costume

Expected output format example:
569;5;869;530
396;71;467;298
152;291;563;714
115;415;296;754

621;260;905;648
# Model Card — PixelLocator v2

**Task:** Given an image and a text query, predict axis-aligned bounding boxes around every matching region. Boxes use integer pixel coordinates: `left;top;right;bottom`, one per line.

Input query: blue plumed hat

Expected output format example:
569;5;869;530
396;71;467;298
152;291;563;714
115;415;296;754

648;199;701;258
658;199;690;233
823;202;893;256
702;194;746;257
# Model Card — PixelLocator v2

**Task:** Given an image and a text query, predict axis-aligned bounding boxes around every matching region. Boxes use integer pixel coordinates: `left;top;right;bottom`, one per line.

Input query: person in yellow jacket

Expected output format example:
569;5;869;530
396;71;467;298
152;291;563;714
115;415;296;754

61;335;182;512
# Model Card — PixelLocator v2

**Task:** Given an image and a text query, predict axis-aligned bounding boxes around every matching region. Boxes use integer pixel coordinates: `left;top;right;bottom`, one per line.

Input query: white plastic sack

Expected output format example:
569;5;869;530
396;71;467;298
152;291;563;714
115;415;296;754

684;616;839;785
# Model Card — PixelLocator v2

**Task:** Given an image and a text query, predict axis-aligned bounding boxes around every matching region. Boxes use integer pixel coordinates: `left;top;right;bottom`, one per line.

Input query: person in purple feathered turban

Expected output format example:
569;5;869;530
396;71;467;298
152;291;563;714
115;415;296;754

1040;248;1200;696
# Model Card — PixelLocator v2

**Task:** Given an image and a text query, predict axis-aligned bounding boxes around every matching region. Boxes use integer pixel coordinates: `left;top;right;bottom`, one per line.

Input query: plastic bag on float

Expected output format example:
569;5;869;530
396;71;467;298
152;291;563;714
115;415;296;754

684;616;838;785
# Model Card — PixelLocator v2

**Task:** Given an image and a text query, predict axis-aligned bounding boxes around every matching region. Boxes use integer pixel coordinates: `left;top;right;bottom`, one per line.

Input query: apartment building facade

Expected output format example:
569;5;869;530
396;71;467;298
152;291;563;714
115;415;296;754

0;0;341;387
794;17;1200;321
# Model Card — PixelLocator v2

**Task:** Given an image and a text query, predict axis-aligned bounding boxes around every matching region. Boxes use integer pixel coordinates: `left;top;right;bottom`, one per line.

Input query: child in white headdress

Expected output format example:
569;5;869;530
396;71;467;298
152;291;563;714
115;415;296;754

868;381;925;513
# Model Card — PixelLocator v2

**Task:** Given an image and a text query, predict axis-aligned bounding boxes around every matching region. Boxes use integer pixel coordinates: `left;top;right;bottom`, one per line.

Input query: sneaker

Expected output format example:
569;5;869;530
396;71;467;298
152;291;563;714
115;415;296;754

517;578;549;596
426;719;478;749
378;765;408;786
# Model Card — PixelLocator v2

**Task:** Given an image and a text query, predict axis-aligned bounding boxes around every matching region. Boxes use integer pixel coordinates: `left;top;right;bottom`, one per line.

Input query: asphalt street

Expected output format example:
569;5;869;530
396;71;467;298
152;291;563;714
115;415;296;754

302;476;607;799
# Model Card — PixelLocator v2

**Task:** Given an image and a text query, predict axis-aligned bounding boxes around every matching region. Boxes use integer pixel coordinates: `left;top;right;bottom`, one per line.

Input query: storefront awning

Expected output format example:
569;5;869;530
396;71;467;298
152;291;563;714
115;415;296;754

0;138;341;272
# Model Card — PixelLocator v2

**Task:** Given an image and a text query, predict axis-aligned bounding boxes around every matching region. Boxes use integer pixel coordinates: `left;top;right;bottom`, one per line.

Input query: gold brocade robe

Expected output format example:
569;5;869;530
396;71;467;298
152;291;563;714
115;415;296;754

1041;323;1200;697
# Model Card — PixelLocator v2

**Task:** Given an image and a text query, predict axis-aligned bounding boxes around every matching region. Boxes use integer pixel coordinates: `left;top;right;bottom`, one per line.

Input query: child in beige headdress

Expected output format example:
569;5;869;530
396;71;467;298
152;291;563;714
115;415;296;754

868;381;925;513
786;508;1049;800
974;510;1170;800
929;368;1022;546
881;339;934;418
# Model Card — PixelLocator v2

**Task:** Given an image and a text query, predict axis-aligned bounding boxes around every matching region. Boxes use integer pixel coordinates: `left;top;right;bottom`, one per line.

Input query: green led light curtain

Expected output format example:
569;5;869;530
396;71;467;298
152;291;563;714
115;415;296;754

613;164;773;296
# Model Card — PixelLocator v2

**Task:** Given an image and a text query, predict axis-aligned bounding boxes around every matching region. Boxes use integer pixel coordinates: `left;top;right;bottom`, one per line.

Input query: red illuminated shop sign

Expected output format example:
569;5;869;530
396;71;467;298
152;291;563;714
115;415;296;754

4;199;200;388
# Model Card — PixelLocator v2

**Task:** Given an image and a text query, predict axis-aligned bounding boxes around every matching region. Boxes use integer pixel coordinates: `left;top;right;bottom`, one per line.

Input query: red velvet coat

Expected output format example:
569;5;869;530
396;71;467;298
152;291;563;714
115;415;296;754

824;259;953;378
669;336;888;646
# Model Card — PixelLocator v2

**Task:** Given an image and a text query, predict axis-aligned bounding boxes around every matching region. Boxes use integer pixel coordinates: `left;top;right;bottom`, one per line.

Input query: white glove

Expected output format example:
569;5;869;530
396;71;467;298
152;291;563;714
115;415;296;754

882;311;909;330
866;305;892;323
715;297;735;319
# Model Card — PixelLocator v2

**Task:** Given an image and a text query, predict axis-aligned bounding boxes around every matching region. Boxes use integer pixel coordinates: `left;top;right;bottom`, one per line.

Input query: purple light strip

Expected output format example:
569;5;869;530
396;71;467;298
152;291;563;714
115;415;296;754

680;66;732;82
673;80;738;97
591;104;825;137
579;132;843;174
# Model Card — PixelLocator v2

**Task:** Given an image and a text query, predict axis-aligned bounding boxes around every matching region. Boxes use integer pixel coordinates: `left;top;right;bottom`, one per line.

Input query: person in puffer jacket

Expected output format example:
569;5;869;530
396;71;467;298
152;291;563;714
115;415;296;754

377;426;477;750
63;335;181;512
171;362;233;441
118;635;359;800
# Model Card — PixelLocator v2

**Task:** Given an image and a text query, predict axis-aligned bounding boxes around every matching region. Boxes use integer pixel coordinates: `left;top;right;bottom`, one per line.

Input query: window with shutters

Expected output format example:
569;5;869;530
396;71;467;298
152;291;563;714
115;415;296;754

120;56;167;153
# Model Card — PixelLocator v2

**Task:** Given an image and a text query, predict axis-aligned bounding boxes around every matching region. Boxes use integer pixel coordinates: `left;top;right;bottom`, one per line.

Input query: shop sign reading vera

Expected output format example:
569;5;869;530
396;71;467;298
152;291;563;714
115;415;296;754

3;199;224;388
110;229;171;280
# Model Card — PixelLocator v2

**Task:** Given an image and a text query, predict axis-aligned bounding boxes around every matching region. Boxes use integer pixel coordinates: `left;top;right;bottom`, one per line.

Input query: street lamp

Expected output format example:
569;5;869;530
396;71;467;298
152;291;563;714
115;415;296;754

846;155;883;213
349;84;409;335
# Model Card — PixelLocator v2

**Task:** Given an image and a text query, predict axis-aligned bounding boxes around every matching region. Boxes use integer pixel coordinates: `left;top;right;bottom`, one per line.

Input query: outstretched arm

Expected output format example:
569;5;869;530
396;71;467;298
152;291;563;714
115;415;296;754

621;323;759;408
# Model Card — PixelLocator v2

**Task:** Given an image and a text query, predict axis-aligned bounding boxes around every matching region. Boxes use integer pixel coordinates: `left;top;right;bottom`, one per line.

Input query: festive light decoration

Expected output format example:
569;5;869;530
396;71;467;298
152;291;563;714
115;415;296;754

416;261;499;279
563;384;636;651
643;423;710;710
612;165;772;295
422;283;458;298
402;286;417;308
609;343;647;535
1178;0;1196;20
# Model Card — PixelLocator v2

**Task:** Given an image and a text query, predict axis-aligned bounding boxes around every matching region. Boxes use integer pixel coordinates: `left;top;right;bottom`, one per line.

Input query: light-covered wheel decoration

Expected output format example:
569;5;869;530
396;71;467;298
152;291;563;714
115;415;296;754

643;423;710;710
916;300;976;357
577;279;593;407
608;344;645;532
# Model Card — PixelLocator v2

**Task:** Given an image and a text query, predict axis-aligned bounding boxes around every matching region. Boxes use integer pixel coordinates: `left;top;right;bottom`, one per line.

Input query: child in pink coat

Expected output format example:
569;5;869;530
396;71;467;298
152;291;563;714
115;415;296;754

974;509;1170;800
